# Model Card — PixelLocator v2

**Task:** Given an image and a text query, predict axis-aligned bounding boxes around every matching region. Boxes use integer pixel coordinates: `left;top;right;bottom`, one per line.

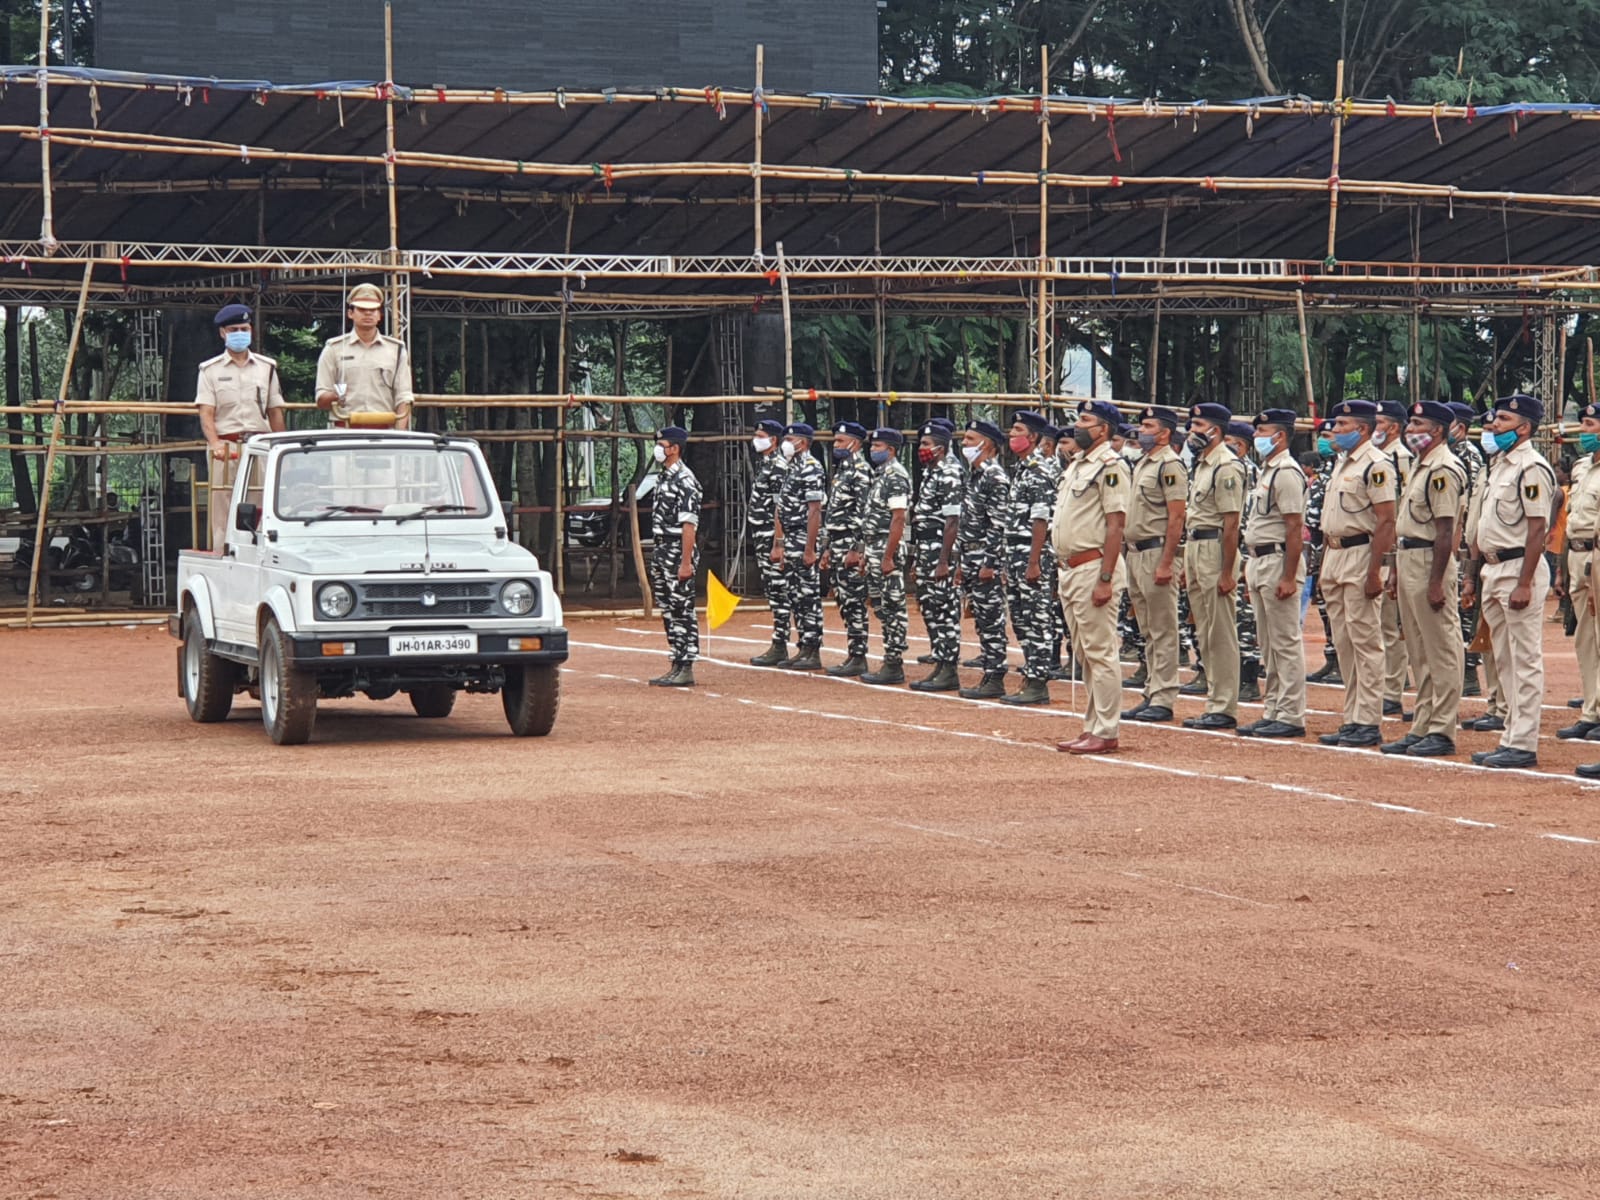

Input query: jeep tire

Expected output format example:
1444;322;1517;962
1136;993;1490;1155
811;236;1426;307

502;663;559;737
408;684;456;718
181;610;235;723
259;617;318;745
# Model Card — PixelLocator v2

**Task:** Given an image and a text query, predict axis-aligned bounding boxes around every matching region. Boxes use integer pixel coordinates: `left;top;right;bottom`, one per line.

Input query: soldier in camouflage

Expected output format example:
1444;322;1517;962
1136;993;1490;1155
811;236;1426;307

1305;421;1343;685
645;426;703;688
1038;423;1068;677
1050;427;1077;676
999;411;1059;705
745;418;793;666
1449;402;1489;698
771;422;829;671
1226;420;1264;704
956;419;1013;699
909;420;966;691
821;420;875;676
855;427;914;685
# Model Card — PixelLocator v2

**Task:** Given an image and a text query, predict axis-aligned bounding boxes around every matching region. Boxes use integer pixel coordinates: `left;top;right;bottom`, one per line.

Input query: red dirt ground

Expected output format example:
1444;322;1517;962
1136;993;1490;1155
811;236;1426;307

4;605;1600;1199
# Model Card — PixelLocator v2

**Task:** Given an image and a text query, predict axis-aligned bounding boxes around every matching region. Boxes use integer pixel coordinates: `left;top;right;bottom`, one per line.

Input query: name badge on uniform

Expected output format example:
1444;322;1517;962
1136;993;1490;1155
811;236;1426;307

217;375;233;382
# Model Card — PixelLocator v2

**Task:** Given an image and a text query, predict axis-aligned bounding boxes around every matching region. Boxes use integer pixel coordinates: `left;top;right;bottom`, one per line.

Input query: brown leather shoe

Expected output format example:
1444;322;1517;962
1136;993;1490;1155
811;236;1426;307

1067;734;1119;755
1056;735;1090;753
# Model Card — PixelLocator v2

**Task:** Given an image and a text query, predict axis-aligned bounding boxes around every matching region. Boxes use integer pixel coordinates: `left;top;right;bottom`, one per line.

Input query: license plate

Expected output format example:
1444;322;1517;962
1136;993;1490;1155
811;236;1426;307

389;633;477;656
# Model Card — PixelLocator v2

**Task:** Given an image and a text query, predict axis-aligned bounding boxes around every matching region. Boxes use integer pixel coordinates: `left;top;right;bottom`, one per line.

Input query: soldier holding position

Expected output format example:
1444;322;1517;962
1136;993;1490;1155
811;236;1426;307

1238;410;1308;739
314;283;414;428
195;303;285;549
956;420;1012;700
1180;403;1248;731
857;428;913;685
746;419;793;666
1000;411;1059;706
909;421;966;692
823;420;875;677
1120;405;1186;724
646;427;702;688
771;423;828;671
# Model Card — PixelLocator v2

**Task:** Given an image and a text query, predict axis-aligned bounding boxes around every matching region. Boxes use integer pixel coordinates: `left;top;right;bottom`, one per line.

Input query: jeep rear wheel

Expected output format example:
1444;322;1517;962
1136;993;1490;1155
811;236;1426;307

502;664;559;737
259;617;317;745
182;611;235;723
408;684;456;718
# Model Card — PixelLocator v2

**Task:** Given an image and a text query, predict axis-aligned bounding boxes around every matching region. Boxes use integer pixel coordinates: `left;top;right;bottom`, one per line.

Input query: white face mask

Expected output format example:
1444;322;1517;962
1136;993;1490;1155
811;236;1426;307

751;435;773;452
961;445;983;463
1373;429;1390;447
652;444;667;464
779;440;799;459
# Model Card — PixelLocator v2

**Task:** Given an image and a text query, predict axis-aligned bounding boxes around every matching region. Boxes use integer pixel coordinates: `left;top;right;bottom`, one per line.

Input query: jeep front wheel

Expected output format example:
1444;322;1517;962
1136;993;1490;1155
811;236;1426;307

502;664;559;737
259;617;318;745
182;611;235;723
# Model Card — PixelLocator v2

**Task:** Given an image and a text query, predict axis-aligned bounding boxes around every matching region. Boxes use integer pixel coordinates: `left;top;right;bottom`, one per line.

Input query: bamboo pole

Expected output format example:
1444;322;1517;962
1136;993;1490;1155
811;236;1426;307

36;0;56;249
1588;337;1595;406
1294;288;1317;418
382;2;403;335
1325;59;1345;266
1557;318;1569;411
1149;201;1170;404
25;261;93;627
553;200;577;598
1034;45;1051;397
777;241;795;424
753;44;765;260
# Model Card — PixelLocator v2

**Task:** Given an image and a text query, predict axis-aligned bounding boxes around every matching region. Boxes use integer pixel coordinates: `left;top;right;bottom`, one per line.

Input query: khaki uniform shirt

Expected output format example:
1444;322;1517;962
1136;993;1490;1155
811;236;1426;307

194;351;284;436
1126;444;1186;543
315;332;415;416
1322;440;1395;540
1185;442;1246;532
1477;440;1555;554
1385;438;1415;493
1394;443;1466;542
1050;441;1130;558
1567;454;1600;545
1244;449;1307;545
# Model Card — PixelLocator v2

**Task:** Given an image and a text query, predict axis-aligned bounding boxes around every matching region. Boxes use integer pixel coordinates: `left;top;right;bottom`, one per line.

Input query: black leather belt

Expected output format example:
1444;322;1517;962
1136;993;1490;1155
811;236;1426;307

1570;539;1595;553
1398;536;1435;550
1131;537;1165;552
1189;528;1222;541
1482;546;1526;565
1249;542;1286;556
1326;533;1372;550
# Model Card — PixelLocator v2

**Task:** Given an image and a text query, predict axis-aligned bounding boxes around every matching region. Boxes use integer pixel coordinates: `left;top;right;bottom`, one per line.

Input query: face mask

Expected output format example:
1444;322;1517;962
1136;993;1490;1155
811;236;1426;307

1253;435;1277;457
1482;428;1517;455
918;446;939;465
224;330;251;353
1447;427;1463;447
780;441;799;460
868;449;889;466
652;445;667;464
1372;429;1389;448
1008;434;1032;455
1072;428;1096;451
1581;433;1600;455
832;446;852;461
961;445;983;464
1136;431;1159;452
1316;436;1334;457
1405;432;1435;455
751;435;772;453
1333;429;1362;452
1186;433;1210;456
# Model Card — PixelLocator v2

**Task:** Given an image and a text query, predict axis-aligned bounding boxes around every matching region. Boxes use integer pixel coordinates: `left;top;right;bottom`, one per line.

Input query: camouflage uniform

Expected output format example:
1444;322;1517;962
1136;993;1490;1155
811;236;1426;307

1236;456;1262;671
748;450;792;643
1457;439;1487;669
775;450;829;651
825;449;874;657
913;445;966;664
648;459;703;664
863;456;913;657
1305;458;1337;663
1003;449;1059;682
958;457;1012;672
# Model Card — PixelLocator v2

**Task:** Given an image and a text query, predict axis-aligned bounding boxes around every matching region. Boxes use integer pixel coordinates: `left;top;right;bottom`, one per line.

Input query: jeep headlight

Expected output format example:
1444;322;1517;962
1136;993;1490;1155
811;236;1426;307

317;581;355;619
500;579;536;615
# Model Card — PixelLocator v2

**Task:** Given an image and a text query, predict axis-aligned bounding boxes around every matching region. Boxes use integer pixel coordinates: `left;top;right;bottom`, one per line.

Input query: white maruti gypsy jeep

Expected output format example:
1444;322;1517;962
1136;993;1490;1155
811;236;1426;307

170;430;568;744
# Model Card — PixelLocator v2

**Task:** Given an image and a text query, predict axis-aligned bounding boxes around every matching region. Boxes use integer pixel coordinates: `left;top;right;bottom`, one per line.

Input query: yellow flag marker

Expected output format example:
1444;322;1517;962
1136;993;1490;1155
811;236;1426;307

706;570;742;630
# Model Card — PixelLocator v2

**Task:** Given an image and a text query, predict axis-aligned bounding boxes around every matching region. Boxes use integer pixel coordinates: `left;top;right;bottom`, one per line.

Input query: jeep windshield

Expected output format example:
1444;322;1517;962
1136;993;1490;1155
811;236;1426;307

274;445;494;523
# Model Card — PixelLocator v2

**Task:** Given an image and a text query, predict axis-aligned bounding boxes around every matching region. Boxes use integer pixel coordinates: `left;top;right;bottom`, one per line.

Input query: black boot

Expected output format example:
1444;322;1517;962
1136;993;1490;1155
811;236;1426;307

827;654;869;678
1238;659;1262;703
649;661;695;687
1179;665;1209;696
1461;662;1482;698
749;639;787;666
915;652;937;665
782;646;823;671
862;656;906;686
959;669;1006;700
1123;661;1148;690
1306;654;1339;684
910;662;961;692
1001;677;1051;706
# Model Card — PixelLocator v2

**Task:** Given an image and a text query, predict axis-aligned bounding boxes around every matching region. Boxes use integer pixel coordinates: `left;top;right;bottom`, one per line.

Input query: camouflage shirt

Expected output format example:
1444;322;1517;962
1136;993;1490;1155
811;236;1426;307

913;453;965;546
824;452;873;551
651;460;703;542
775;451;828;543
864;458;913;544
1005;451;1057;544
747;452;789;538
957;458;1010;566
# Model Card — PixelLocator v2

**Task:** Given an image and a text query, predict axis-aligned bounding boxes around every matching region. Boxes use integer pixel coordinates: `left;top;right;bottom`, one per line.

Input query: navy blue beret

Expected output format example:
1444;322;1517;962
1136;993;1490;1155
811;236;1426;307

1377;400;1409;424
1253;408;1298;429
1139;405;1180;429
1333;400;1378;419
755;418;784;437
966;419;1004;446
658;426;689;445
871;426;904;448
1408;400;1454;427
833;420;868;442
1446;402;1478;427
214;303;252;327
1188;402;1232;427
1226;421;1254;441
1078;399;1123;427
1582;403;1600;422
920;421;952;444
929;417;957;433
785;422;816;439
1016;410;1053;436
1494;393;1542;425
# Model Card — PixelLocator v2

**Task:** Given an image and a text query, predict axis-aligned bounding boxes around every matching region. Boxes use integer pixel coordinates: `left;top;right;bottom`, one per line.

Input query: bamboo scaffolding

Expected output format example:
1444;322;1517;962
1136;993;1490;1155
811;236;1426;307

752;44;764;260
776;241;794;424
1325;60;1345;266
36;0;56;249
1034;46;1051;396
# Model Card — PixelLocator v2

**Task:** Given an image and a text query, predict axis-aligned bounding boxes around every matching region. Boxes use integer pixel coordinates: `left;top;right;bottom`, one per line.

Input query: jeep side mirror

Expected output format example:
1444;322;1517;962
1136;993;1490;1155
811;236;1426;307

235;503;260;532
502;500;513;518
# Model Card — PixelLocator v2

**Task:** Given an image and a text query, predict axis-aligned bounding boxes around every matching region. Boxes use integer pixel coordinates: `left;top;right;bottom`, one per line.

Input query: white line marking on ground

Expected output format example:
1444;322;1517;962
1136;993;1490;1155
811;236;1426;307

571;642;1600;852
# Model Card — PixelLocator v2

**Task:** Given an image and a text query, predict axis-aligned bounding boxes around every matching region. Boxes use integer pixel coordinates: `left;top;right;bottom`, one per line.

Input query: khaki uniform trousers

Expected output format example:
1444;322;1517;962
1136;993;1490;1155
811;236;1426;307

1394;549;1462;739
1244;551;1307;726
1570;546;1600;723
1382;593;1410;701
1183;538;1238;717
1479;558;1549;753
207;446;241;551
1126;544;1181;709
1059;555;1128;739
1322;543;1385;727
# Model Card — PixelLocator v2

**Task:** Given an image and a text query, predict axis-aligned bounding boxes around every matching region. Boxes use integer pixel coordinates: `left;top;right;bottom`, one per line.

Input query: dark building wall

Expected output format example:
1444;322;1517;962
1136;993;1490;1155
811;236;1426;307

95;0;880;93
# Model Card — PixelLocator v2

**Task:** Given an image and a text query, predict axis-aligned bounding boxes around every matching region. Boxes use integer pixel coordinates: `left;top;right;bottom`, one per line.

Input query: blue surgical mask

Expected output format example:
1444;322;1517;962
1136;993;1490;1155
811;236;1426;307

1136;431;1159;452
832;446;852;461
1482;428;1517;455
1316;436;1333;457
1581;432;1600;455
224;330;251;353
1333;429;1362;452
868;449;889;466
1253;435;1276;457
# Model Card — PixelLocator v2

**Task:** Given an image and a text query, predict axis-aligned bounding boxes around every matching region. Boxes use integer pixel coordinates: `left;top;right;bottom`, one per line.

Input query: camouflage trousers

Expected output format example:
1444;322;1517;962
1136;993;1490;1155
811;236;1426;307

832;548;872;657
751;533;792;643
1237;563;1260;666
781;552;825;651
914;543;962;664
1051;564;1069;664
1004;547;1056;681
961;552;1009;672
1117;589;1144;657
648;543;700;663
865;541;908;657
1179;583;1199;662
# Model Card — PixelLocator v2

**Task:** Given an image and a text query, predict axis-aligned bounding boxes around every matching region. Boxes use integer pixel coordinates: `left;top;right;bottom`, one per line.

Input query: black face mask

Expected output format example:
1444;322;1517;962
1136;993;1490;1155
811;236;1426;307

1187;432;1211;456
1072;427;1096;451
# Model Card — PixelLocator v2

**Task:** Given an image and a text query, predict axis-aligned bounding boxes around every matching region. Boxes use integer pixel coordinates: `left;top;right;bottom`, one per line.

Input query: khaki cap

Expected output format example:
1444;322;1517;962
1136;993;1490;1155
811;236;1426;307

347;283;384;309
